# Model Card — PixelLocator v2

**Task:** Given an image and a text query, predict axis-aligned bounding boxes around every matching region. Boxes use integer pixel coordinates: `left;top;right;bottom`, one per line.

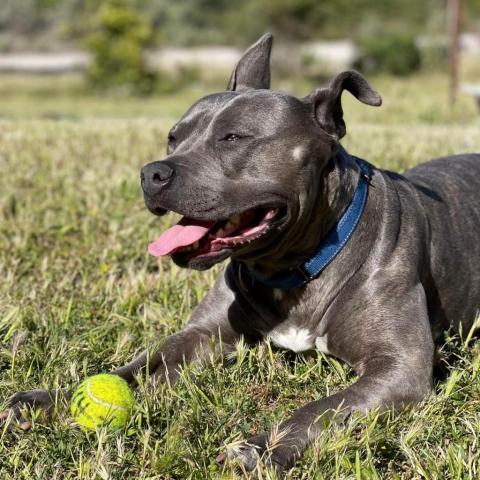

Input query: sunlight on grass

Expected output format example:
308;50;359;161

0;73;480;478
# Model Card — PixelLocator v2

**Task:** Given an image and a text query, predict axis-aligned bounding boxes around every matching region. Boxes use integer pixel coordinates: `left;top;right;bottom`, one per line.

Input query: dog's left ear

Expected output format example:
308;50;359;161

306;70;382;139
227;33;273;92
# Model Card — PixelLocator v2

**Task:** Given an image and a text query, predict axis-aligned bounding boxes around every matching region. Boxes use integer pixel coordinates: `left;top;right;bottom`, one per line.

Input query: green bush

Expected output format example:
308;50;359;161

85;0;156;95
355;33;421;76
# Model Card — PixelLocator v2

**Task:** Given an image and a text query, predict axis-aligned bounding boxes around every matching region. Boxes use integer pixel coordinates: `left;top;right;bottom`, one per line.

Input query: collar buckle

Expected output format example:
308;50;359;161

295;264;311;282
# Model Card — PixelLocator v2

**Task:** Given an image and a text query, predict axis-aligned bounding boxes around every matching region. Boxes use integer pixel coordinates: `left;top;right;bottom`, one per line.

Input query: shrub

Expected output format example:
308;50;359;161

85;0;156;95
355;33;421;76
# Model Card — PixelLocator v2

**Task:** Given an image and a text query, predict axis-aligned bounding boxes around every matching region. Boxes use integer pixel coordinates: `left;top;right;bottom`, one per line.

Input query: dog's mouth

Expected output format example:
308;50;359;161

148;206;285;261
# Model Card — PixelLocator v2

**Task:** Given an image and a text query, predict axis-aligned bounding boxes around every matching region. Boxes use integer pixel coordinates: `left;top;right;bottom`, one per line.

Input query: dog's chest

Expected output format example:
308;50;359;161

265;289;331;353
267;326;329;354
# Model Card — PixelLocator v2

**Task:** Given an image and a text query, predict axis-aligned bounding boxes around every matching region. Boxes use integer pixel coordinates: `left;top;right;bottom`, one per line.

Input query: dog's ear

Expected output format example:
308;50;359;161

227;33;273;92
306;70;382;139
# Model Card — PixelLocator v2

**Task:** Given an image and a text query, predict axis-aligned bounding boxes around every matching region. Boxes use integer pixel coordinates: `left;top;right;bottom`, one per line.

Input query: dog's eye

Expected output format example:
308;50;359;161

223;134;241;142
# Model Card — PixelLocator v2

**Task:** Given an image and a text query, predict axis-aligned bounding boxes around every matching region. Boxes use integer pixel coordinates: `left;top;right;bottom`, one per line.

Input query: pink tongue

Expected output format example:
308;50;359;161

148;217;214;257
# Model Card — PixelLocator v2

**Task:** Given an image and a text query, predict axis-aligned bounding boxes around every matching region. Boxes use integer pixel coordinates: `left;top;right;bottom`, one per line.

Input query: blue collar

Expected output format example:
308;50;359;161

231;151;372;290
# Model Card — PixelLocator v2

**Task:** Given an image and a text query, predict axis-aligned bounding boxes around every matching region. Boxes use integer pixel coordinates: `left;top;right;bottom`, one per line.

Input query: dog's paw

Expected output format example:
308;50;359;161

217;434;267;473
217;429;297;476
0;389;58;431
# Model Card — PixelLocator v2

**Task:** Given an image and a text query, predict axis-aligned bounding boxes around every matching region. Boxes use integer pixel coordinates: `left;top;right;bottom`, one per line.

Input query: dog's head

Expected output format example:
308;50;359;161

142;34;381;271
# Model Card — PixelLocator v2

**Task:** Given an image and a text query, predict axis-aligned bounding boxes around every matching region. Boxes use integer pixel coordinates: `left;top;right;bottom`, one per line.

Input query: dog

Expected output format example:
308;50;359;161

2;33;480;474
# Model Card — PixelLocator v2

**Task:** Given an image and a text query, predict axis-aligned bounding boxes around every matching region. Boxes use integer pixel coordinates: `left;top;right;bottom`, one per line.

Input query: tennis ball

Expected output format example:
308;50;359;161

70;374;135;431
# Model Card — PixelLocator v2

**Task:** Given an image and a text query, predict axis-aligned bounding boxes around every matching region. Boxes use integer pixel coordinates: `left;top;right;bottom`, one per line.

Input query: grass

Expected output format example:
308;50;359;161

0;71;480;479
0;70;479;126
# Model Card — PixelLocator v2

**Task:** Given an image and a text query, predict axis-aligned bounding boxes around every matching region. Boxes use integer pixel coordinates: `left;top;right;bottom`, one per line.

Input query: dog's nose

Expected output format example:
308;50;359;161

141;161;175;195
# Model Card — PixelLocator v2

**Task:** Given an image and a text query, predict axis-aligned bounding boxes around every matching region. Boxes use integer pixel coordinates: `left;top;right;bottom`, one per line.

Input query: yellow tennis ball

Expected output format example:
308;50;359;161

70;374;135;431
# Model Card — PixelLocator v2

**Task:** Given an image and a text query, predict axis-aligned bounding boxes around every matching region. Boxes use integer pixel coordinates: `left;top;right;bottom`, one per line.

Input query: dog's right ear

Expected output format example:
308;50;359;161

306;70;382;139
227;33;273;92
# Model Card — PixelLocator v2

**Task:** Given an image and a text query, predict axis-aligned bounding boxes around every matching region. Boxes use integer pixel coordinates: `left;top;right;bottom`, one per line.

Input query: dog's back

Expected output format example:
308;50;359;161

403;154;480;335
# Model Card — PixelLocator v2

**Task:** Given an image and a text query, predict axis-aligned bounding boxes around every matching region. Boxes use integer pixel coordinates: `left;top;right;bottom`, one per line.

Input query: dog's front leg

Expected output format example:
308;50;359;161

223;355;433;474
1;271;242;428
113;272;242;385
113;324;238;386
222;289;435;473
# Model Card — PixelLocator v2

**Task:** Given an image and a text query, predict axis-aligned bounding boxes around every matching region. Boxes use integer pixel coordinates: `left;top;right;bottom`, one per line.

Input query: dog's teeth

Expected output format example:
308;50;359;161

264;209;277;221
230;214;241;226
218;221;237;236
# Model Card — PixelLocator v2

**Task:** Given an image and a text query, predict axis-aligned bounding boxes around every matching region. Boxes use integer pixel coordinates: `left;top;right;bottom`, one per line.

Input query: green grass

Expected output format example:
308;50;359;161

1;72;480;479
0;71;479;126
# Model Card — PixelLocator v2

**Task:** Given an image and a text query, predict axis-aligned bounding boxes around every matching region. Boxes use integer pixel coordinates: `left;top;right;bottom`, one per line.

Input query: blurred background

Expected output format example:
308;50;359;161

0;0;479;122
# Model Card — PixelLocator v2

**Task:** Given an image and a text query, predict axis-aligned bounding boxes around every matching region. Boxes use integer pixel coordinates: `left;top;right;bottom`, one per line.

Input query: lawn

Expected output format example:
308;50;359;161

1;72;480;479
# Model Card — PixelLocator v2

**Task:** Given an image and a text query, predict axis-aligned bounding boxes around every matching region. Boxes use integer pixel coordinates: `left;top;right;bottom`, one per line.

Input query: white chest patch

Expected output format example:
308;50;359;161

268;327;314;352
315;334;329;354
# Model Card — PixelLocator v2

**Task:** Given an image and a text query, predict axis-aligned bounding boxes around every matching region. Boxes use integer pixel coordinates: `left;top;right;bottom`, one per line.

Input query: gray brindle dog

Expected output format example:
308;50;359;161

2;34;480;473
